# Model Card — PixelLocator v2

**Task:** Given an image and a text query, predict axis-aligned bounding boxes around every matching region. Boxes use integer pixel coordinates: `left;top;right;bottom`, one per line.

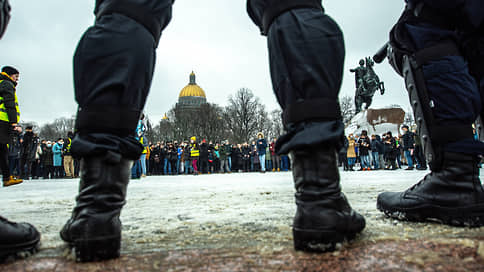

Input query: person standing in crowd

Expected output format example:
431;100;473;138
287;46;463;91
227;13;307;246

401;125;415;170
8;124;22;179
63;131;74;178
395;136;403;169
256;132;267;173
41;141;54;179
176;142;183;174
136;115;147;178
270;138;279;171
213;143;221;173
199;139;209;174
52;138;64;178
383;132;398;170
168;142;177;175
357;130;371;171
265;145;271;172
222;141;232;173
340;135;349;171
242;143;251;172
250;140;256;171
31;137;42;179
347;134;357;171
232;144;242;172
190;137;199;175
19;126;37;180
0;63;39;258
0;66;22;186
207;144;214;174
251;146;260;171
370;134;381;170
151;142;162;175
219;141;228;173
376;134;385;170
182;142;191;174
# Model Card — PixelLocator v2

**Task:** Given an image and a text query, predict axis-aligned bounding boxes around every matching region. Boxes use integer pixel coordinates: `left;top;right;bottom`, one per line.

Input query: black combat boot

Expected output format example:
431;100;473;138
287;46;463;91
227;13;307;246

0;216;40;262
60;151;132;262
292;146;366;252
377;152;484;227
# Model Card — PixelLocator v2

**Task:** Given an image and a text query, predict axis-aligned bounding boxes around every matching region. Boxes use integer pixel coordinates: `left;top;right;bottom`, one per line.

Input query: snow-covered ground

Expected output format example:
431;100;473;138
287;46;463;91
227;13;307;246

1;169;483;258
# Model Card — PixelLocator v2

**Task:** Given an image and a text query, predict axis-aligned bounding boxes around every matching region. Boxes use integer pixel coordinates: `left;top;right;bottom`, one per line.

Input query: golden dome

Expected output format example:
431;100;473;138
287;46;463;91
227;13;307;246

179;71;206;98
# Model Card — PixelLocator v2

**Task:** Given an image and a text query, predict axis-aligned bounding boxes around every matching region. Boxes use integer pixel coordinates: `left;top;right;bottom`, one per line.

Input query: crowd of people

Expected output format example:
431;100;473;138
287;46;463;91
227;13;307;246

340;126;428;172
5;125;79;181
8;122;436;180
131;133;292;179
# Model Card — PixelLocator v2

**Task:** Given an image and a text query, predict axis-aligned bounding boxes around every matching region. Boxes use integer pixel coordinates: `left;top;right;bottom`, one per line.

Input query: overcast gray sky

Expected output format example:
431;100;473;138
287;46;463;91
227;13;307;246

1;0;407;125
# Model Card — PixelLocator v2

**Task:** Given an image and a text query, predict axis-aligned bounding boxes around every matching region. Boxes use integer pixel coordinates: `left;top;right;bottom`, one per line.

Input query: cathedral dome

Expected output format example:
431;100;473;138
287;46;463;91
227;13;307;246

179;72;206;98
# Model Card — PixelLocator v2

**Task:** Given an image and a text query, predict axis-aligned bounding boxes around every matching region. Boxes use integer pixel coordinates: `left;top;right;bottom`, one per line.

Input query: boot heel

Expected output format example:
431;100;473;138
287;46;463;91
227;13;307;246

293;228;346;252
73;236;120;262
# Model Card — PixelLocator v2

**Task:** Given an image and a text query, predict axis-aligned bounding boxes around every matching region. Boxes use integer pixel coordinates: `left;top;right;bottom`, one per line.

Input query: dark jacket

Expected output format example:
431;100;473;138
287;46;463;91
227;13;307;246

242;146;251;160
21;131;36;160
41;145;54;166
402;131;415;151
375;135;384;154
371;137;383;153
357;136;371;156
8;129;21;158
256;138;267;153
0;73;19;144
199;142;209;159
182;146;191;161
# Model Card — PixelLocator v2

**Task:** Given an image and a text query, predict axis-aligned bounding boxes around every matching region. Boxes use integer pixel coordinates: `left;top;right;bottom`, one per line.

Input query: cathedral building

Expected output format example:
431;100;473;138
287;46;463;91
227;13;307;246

177;71;207;109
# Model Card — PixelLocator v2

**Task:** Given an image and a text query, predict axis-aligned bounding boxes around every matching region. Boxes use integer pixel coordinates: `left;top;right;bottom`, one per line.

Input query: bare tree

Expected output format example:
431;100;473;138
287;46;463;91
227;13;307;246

224;88;266;143
38;116;75;140
267;109;284;140
340;95;355;125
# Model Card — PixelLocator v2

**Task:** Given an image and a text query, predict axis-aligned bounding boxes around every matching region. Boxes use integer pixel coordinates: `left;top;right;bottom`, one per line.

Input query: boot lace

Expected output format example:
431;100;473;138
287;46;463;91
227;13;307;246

408;174;431;192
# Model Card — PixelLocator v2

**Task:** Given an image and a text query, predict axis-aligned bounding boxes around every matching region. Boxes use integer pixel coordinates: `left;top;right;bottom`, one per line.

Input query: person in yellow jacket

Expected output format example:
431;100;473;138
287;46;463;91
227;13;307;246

347;134;357;171
189;136;199;175
0;66;22;186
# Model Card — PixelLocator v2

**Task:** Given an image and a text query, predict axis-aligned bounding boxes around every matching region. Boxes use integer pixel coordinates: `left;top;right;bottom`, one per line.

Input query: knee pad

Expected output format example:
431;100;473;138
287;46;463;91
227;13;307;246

95;0;171;43
400;47;474;171
258;0;323;35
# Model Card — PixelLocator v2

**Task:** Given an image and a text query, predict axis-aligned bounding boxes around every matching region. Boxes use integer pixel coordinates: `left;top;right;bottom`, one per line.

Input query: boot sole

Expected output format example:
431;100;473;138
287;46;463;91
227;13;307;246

377;202;484;227
293;228;359;252
0;238;40;263
68;236;120;262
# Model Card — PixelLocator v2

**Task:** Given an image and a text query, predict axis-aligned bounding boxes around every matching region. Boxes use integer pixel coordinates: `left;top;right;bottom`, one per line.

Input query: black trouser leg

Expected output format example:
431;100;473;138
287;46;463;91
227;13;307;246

0;144;10;181
71;0;173;160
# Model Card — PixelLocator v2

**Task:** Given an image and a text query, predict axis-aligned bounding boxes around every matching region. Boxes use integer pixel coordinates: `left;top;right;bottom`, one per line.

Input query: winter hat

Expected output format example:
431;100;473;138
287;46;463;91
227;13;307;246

190;136;196;141
402;125;409;130
1;66;19;76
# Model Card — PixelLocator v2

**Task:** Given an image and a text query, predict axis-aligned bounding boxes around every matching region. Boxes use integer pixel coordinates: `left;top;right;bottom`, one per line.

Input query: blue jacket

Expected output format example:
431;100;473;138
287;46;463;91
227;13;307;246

256;138;268;154
53;142;63;167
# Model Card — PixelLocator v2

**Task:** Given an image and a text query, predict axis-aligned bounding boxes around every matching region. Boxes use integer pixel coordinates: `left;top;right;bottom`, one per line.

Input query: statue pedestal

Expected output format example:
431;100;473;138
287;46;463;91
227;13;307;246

345;107;405;137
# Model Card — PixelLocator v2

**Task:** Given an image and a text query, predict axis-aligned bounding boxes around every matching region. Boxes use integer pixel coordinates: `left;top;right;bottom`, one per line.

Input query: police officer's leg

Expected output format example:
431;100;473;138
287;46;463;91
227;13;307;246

60;0;174;262
377;2;484;227
247;0;365;252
